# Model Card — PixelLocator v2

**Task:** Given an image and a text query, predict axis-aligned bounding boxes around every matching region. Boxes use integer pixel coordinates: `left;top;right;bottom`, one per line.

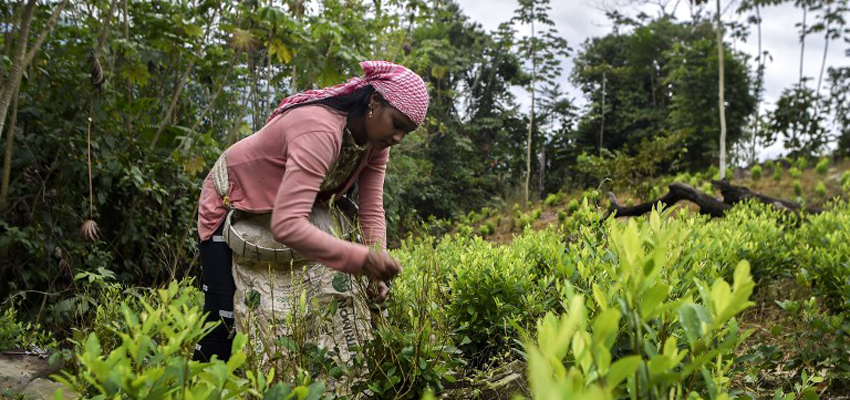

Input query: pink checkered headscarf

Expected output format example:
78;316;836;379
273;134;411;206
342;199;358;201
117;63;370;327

267;61;429;126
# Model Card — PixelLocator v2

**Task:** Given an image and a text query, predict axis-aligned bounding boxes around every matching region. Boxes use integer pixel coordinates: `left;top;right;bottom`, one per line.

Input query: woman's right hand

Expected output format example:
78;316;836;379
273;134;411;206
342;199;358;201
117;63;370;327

361;250;402;281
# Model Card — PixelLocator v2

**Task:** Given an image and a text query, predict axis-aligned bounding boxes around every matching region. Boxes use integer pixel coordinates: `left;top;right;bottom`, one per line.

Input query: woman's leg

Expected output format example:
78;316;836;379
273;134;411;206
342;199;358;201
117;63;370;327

192;223;235;362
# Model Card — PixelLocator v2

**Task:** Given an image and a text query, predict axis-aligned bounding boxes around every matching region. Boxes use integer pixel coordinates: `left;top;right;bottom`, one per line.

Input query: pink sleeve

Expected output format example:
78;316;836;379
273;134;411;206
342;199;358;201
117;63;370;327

271;131;369;273
358;147;389;249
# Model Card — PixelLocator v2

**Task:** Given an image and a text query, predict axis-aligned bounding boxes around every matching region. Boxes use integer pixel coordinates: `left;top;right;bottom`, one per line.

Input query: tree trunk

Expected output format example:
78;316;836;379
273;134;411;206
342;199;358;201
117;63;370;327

751;3;763;165
815;3;831;96
149;2;220;150
0;0;37;145
524;15;535;204
0;85;20;206
599;70;605;156
716;0;727;180
538;146;545;198
799;4;807;87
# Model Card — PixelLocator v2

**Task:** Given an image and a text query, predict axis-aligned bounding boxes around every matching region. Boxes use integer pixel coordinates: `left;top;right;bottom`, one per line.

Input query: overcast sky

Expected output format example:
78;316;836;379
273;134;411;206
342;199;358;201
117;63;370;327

454;0;849;159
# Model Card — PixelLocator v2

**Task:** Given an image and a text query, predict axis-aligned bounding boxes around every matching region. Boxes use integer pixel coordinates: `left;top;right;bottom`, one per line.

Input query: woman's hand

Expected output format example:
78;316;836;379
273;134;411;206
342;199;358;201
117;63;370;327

367;279;390;303
361;249;402;281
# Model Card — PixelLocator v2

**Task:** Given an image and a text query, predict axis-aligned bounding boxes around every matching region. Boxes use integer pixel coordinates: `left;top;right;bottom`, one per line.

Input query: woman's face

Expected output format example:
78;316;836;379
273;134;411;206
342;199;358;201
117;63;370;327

365;95;417;151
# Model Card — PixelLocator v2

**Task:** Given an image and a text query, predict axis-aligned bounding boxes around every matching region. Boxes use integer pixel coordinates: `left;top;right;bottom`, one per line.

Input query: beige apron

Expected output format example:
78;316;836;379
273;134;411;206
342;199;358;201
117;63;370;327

211;128;373;385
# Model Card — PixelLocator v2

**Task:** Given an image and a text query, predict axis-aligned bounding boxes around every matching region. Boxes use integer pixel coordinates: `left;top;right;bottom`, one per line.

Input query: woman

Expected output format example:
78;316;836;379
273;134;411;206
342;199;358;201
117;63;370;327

193;60;428;362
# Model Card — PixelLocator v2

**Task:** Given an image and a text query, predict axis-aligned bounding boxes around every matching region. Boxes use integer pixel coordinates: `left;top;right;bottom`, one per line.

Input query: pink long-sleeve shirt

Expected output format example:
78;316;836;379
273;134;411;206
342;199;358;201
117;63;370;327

197;105;389;274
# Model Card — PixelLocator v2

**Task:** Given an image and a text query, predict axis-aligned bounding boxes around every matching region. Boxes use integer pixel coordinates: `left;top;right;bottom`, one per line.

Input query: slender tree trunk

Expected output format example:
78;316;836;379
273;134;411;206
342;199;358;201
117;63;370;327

599;70;605;156
538;146;545;197
799;3;807;87
717;0;728;179
815;3;831;95
0;0;37;145
751;3;763;165
189;50;240;133
524;14;535;204
149;2;220;150
0;85;20;206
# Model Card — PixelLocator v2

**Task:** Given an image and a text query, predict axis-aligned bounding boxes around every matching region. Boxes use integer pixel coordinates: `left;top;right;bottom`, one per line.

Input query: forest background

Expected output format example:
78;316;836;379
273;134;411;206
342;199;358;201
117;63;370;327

0;0;848;327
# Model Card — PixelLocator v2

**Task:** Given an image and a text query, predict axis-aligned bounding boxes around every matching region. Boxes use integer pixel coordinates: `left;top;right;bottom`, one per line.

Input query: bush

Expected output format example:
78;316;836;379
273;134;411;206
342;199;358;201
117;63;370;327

543;193;562;207
751;165;763;181
57;282;323;399
816;181;827;197
842;171;850;186
764;159;776;171
523;213;755;399
816;157;830;175
795;180;803;196
567;199;580;213
790;167;802;179
796;157;808;170
774;166;783;181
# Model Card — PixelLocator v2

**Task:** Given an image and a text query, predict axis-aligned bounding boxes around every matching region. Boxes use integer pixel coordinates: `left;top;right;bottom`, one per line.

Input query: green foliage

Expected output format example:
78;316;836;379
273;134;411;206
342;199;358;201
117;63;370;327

791;202;850;311
816;181;827;197
751;165;763;181
0;307;57;352
544;192;564;207
567;199;580;213
774;166;784;181
571;17;756;171
790;167;803;179
57;282;323;399
522;211;755;399
816;157;830;175
797;157;809;170
841;171;850;187
795;180;803;197
764;160;776;171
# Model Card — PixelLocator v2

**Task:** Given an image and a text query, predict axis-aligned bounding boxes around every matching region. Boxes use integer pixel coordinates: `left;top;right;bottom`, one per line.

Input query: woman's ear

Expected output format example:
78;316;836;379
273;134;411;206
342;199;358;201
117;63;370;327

369;92;384;110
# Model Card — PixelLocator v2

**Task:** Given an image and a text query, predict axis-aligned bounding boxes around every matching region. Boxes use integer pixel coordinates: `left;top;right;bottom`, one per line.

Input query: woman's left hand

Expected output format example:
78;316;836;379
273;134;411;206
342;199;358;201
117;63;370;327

367;279;390;303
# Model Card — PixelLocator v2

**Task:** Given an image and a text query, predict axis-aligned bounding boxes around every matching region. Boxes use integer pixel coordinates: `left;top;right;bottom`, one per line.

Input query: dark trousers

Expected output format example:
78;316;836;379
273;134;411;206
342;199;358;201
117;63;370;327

192;223;235;362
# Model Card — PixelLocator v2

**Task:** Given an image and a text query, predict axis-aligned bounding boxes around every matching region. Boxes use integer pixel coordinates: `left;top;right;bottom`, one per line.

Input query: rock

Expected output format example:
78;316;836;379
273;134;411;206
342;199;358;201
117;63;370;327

21;378;78;400
0;353;54;392
481;360;527;400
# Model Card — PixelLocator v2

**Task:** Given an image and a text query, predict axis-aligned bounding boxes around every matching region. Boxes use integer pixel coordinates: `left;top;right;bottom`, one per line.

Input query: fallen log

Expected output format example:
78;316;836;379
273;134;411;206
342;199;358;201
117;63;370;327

604;182;731;220
604;180;818;220
711;180;823;214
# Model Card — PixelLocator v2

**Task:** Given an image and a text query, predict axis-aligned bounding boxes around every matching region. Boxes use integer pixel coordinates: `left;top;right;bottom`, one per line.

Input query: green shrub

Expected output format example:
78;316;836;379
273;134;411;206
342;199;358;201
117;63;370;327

790;167;802;179
774;166;783;181
58;282;322;399
764;159;776;171
796;157;808;170
816;157;830;175
478;224;491;236
751;165;762;181
795;180;803;196
567;199;580;213
816;181;827;197
0;308;57;353
544;193;562;207
792;202;850;311
523;213;755;399
557;210;568;222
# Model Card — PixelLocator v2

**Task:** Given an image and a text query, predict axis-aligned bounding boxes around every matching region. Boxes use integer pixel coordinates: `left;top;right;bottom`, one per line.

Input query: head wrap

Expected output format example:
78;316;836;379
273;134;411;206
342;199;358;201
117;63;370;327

266;60;429;126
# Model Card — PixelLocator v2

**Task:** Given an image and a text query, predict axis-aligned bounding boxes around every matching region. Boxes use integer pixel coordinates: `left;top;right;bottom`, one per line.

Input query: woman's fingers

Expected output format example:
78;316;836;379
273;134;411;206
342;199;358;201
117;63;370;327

368;280;390;303
362;250;402;281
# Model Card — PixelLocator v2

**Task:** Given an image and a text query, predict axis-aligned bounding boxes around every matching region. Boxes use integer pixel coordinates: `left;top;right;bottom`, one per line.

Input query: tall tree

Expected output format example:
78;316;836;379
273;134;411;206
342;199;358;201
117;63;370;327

511;0;569;203
0;0;68;145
